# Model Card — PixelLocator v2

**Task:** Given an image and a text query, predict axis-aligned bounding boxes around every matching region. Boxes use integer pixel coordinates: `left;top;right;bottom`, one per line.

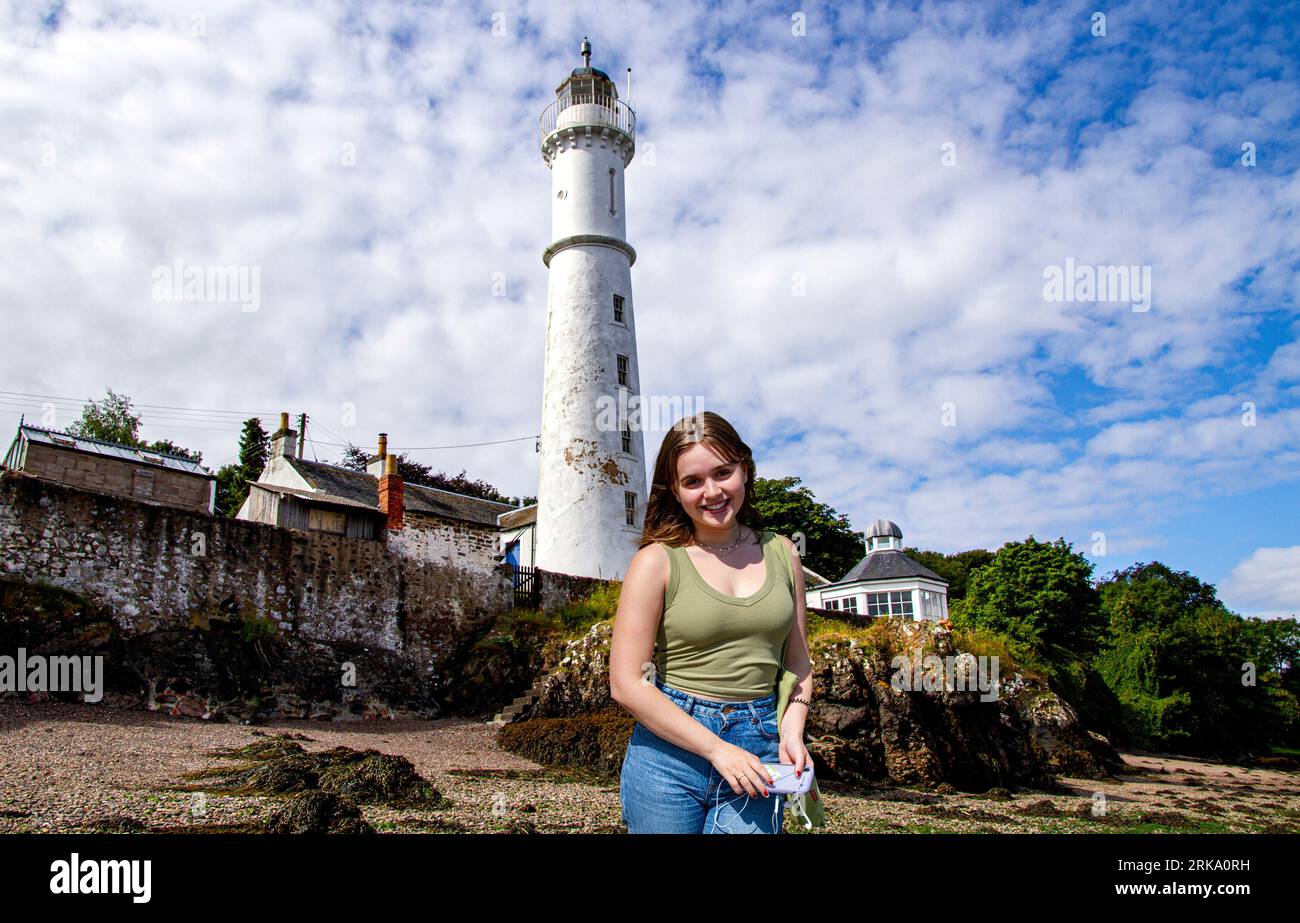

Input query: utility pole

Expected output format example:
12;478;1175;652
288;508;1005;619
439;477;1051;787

298;413;307;458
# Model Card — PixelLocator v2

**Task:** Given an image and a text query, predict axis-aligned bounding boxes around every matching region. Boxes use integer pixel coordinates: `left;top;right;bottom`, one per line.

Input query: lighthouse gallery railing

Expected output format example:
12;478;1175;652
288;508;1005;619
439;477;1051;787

539;93;636;147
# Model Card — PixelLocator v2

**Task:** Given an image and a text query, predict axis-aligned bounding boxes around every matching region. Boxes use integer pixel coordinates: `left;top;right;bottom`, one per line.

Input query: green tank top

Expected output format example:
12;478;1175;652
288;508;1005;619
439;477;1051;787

653;529;796;700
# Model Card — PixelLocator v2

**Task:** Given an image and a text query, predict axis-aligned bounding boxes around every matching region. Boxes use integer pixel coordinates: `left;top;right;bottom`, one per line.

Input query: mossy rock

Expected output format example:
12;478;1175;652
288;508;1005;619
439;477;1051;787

187;738;444;810
264;791;373;834
496;707;633;777
209;755;321;795
211;735;308;763
316;750;444;807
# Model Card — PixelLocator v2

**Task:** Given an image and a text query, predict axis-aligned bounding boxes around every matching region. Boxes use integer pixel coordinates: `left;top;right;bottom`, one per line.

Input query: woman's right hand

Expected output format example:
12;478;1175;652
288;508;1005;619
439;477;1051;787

709;741;776;797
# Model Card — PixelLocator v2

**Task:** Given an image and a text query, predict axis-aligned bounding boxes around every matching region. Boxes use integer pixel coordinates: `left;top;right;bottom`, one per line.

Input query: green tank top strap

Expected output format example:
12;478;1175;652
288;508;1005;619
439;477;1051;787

770;532;795;663
662;540;682;609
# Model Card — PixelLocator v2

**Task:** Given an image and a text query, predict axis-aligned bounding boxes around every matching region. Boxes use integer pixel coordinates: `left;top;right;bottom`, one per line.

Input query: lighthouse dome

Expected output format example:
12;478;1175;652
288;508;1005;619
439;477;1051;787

570;65;612;82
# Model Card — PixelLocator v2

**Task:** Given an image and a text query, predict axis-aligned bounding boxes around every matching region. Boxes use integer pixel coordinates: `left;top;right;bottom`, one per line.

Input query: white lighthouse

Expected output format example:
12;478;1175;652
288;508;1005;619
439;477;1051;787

535;38;645;580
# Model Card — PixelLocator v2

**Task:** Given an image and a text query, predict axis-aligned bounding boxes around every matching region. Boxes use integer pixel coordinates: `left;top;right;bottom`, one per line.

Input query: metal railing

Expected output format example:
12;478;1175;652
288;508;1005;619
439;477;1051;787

539;93;636;147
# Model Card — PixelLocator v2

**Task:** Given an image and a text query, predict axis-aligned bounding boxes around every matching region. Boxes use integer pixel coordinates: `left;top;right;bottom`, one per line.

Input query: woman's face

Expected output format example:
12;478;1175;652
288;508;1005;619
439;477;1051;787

671;442;747;532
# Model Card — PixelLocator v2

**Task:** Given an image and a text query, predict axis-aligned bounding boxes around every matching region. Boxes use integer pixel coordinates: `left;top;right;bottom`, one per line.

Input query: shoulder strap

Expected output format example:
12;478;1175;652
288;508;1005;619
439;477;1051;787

768;531;796;665
659;541;681;609
770;530;795;590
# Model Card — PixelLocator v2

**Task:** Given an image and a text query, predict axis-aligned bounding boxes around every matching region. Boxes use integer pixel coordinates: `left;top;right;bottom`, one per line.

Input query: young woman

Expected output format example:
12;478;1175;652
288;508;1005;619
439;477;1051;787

610;411;816;833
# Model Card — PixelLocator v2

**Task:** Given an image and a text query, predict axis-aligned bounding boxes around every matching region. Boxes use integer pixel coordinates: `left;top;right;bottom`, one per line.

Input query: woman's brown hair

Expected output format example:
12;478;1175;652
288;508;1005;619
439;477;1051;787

640;410;766;549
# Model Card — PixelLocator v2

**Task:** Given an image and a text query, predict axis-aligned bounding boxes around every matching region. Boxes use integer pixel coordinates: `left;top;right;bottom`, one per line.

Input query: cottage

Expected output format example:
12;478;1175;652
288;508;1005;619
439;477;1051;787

805;519;950;621
498;503;537;569
236;414;518;574
1;423;215;514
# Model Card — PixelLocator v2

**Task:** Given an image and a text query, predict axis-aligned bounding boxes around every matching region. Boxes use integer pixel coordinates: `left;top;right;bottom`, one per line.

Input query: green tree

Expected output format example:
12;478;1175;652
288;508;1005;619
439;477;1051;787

748;476;863;582
67;388;140;445
237;418;270;477
953;537;1118;740
334;444;529;505
67;388;202;463
1094;562;1300;755
903;547;996;600
337;444;369;471
143;438;202;463
956;536;1106;662
214;464;244;516
214;417;269;516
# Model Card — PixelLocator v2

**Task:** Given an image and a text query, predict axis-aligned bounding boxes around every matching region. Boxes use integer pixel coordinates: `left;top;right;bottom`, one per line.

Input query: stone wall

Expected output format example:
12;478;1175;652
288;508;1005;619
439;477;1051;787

22;443;212;514
536;568;614;611
0;472;612;720
386;510;502;576
0;471;513;657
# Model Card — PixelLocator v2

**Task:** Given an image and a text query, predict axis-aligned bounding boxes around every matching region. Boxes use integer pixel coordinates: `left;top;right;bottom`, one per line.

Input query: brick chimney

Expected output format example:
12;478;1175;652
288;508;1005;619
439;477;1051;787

271;411;298;459
378;453;403;531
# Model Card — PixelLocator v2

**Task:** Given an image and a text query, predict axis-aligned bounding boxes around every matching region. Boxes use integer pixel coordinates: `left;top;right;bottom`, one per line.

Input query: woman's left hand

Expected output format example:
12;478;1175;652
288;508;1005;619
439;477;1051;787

778;724;818;800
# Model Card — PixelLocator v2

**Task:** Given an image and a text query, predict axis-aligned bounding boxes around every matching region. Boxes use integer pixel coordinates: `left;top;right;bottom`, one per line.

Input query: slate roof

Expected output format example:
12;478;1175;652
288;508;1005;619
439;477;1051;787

284;458;516;527
838;549;948;585
247;481;385;514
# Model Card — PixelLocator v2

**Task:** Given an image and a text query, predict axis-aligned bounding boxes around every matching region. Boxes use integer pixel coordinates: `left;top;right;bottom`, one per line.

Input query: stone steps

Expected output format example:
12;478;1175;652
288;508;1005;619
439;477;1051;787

490;674;551;725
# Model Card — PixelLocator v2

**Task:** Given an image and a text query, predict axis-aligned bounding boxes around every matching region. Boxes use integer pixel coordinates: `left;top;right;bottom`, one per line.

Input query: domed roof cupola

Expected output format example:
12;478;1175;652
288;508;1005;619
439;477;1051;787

865;519;903;552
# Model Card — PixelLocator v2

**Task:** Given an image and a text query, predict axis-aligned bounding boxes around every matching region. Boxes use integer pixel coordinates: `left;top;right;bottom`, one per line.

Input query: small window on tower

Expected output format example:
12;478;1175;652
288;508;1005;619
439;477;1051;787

624;491;636;526
617;354;628;386
609;167;617;216
613;293;624;323
621;420;631;453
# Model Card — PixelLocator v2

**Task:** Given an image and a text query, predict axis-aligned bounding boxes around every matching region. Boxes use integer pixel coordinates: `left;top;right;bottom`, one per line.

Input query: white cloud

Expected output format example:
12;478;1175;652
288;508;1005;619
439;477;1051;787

1221;546;1300;619
0;0;1296;575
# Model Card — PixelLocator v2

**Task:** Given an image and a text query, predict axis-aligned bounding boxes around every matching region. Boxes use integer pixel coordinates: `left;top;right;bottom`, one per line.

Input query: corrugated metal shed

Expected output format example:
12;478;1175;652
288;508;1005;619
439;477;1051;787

4;425;211;476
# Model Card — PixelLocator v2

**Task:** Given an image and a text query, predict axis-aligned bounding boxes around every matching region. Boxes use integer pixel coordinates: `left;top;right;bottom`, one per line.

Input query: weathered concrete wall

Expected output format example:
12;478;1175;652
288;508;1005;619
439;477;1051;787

22;443;212;514
0;471;513;662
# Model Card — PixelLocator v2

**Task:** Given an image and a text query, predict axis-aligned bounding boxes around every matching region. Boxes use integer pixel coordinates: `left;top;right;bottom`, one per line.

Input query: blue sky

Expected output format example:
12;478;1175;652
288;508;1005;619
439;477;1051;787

1;0;1297;617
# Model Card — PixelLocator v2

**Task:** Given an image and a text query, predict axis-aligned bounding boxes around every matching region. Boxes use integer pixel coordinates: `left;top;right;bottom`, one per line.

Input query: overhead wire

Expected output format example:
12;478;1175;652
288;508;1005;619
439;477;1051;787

0;389;539;454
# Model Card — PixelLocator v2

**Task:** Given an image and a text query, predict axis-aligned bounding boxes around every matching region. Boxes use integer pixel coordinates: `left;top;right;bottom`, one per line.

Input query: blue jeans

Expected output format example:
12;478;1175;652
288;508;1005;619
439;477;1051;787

620;676;784;834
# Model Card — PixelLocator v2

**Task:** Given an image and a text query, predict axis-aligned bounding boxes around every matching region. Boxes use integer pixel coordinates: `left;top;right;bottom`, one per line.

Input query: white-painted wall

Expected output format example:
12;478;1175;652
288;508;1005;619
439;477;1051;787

500;522;535;567
807;577;950;621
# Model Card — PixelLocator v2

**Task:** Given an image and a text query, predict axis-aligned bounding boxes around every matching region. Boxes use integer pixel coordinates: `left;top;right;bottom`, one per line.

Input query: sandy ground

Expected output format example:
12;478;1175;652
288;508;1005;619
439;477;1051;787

1;698;1297;834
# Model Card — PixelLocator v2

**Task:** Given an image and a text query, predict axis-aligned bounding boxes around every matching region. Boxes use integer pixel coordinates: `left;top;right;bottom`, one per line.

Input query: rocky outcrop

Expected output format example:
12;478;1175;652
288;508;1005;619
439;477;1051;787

509;618;1124;791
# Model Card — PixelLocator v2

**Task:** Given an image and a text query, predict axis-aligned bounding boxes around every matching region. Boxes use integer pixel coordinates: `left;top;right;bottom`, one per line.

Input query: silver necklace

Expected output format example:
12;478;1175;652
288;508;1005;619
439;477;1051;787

694;524;749;556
